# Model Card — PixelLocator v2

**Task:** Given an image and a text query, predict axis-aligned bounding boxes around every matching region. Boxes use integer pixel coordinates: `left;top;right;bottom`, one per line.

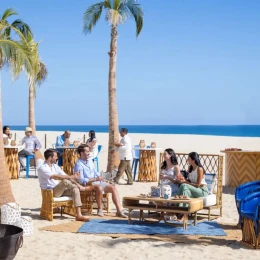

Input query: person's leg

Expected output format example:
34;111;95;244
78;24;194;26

113;160;126;183
93;185;103;215
125;160;133;184
54;180;89;221
18;149;33;169
177;184;208;198
104;184;126;217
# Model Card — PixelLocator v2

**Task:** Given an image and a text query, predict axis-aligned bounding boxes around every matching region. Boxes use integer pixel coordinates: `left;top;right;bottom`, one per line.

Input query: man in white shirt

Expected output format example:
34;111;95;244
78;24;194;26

113;128;133;185
18;127;42;171
37;149;90;222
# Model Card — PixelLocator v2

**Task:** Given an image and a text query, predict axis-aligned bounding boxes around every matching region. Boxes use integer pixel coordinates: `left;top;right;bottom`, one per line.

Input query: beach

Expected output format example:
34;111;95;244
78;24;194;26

9;131;260;259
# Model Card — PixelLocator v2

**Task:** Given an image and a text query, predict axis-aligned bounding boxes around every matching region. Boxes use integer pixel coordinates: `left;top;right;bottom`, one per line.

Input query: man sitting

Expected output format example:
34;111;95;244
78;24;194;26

55;130;71;165
74;144;127;218
37;149;90;222
18;127;42;171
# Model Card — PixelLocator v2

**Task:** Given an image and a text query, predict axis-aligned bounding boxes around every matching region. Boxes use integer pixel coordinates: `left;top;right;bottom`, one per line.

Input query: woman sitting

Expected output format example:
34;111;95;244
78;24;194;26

177;151;208;199
86;130;98;161
160;148;182;196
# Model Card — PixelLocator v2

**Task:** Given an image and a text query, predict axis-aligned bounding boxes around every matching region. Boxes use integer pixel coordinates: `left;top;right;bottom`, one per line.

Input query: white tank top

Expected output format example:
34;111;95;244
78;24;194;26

188;167;207;185
161;167;176;185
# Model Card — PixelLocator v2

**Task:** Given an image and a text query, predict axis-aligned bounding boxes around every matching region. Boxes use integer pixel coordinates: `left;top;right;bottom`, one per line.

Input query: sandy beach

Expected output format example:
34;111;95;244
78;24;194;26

7;131;260;259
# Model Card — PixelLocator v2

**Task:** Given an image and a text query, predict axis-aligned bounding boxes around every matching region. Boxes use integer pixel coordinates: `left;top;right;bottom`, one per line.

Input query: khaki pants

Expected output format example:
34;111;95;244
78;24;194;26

53;180;82;207
114;160;133;184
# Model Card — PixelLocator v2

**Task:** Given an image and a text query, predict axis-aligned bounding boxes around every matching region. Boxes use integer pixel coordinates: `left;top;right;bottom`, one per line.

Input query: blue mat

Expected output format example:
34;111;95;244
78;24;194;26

78;219;226;236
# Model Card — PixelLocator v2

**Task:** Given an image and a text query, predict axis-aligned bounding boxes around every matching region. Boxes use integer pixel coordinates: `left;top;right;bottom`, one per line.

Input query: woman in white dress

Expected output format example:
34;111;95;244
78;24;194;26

160;148;182;196
86;130;98;161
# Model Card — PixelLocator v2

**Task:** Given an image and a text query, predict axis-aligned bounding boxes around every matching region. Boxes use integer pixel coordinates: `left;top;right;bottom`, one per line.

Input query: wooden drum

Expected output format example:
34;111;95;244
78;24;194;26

63;148;79;176
138;149;157;182
4;147;19;180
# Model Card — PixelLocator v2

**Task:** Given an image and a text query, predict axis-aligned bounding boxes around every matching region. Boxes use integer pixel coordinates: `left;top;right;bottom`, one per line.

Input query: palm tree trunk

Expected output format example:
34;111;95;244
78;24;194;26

0;71;15;207
29;83;36;135
107;26;119;173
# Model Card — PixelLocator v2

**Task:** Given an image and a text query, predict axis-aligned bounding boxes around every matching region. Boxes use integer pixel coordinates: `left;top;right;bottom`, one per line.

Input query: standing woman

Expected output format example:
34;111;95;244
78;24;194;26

86;130;98;161
177;152;208;198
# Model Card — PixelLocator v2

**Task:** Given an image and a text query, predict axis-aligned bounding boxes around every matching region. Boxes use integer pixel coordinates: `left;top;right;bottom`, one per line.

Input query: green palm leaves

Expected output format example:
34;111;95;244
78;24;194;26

83;0;144;37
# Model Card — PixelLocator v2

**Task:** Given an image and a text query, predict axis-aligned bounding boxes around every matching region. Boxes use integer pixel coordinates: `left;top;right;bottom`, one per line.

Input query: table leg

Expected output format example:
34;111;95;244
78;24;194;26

194;212;197;226
183;214;188;230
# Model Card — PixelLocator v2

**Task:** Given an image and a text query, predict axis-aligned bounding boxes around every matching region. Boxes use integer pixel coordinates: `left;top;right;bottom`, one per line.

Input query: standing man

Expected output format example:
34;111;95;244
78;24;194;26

18;127;42;171
113;128;133;185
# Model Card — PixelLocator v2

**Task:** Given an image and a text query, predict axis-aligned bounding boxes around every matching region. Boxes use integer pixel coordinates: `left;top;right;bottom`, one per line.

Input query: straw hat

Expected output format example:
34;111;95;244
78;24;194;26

25;127;32;132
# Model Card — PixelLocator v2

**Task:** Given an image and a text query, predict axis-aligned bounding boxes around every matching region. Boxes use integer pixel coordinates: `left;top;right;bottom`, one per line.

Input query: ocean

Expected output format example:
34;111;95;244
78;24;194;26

10;125;260;137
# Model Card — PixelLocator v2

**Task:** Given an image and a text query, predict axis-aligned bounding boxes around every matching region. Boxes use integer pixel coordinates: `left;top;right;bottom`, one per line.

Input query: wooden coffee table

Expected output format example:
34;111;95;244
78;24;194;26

123;196;203;230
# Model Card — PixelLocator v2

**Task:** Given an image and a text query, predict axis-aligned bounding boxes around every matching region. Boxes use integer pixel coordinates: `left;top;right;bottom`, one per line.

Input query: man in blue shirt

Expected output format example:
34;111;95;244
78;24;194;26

55;130;71;165
74;144;127;218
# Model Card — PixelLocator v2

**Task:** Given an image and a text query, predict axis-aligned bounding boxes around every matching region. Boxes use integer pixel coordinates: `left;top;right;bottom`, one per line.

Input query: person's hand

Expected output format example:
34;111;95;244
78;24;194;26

73;172;80;180
159;174;168;180
178;178;186;184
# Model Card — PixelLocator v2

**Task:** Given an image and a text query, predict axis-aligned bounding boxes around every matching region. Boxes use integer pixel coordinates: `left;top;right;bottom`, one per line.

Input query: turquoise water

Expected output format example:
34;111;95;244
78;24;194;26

10;125;260;137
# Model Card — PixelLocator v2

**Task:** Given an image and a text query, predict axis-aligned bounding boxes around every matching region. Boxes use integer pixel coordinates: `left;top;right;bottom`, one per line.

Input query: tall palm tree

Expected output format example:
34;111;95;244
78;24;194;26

25;37;48;134
83;0;144;172
0;21;33;207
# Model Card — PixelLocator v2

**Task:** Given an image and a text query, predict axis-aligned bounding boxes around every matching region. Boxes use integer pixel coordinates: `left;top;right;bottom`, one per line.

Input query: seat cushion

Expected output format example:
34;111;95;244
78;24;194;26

202;194;216;207
205;173;216;194
54;196;73;202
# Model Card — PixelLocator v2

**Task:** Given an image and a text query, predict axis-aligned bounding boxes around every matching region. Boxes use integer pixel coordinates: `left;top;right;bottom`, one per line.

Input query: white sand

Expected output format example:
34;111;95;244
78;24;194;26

8;131;260;259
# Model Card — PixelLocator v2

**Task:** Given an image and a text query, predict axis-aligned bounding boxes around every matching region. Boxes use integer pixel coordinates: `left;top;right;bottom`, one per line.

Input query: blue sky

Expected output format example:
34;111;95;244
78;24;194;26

1;0;260;125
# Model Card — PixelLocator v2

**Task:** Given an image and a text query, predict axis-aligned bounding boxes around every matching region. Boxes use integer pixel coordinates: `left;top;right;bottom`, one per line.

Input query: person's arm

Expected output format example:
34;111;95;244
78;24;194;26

34;137;42;150
118;137;131;151
88;139;97;149
56;136;64;147
179;167;204;187
21;137;25;146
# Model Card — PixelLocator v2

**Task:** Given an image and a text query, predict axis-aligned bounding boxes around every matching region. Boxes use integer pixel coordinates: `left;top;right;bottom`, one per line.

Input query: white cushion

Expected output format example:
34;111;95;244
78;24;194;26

202;194;216;207
54;196;73;202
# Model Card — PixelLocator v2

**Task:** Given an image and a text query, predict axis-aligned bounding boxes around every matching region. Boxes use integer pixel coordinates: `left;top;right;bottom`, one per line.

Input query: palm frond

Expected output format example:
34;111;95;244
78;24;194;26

83;2;104;34
36;61;48;86
120;0;144;37
104;0;112;8
113;0;121;10
1;8;17;21
0;38;33;81
11;19;33;40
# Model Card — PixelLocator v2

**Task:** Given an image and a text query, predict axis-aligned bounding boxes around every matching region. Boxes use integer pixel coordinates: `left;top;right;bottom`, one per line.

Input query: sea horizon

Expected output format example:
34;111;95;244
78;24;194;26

10;125;260;138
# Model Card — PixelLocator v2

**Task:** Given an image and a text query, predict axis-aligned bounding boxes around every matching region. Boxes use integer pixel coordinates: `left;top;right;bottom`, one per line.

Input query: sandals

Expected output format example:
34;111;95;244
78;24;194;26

75;216;90;222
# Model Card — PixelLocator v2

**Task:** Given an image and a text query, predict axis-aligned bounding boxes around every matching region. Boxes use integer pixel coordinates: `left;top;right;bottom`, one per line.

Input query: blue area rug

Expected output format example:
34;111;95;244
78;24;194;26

78;219;226;236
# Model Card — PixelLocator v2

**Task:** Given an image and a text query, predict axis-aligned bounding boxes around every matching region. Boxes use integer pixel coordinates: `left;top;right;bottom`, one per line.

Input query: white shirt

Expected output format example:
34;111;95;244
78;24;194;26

86;138;98;158
37;160;66;189
118;134;132;160
161;167;177;185
21;135;42;151
188;167;207;185
3;133;11;145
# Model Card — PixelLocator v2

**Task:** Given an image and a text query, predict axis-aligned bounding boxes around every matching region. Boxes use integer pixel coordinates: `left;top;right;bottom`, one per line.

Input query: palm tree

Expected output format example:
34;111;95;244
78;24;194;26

0;15;33;207
26;37;48;134
83;0;144;172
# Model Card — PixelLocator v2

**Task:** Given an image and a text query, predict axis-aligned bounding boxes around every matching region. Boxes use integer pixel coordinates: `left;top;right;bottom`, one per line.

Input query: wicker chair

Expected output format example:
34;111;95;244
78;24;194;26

159;152;224;220
80;190;110;214
240;192;260;249
40;189;76;221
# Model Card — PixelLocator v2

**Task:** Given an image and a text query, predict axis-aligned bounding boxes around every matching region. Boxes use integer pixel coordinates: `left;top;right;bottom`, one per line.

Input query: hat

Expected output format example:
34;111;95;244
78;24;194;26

25;127;32;132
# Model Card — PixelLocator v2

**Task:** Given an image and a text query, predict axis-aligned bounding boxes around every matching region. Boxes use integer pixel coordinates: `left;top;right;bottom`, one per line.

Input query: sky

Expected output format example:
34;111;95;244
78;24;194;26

1;0;260;125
